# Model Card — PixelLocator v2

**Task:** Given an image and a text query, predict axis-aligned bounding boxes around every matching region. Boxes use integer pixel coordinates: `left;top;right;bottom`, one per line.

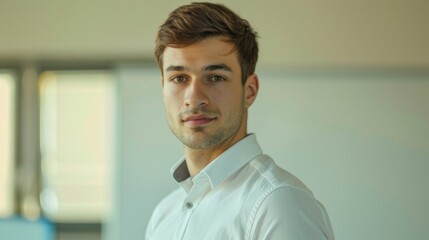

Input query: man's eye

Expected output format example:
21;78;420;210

208;75;225;82
172;76;186;83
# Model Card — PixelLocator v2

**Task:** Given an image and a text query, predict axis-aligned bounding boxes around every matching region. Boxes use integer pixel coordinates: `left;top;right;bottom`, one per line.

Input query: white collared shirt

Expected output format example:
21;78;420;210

146;134;335;240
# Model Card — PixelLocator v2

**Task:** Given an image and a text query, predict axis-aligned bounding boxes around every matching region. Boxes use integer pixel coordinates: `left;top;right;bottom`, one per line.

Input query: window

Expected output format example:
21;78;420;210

39;70;115;223
0;71;16;217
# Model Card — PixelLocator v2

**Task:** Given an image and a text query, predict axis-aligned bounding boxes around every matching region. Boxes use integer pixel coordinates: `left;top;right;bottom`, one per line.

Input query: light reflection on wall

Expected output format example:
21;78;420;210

39;70;115;223
0;72;15;218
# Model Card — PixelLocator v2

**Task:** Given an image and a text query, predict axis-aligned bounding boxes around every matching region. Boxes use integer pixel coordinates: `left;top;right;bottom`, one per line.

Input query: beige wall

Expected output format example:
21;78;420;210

0;0;428;68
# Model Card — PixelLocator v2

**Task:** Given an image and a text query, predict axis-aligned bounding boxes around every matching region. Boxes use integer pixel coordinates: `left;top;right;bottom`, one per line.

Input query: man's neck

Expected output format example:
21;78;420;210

184;148;218;177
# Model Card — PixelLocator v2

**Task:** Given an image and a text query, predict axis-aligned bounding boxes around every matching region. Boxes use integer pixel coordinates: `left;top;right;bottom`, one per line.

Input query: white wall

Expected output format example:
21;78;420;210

107;65;181;240
251;71;429;240
111;65;429;240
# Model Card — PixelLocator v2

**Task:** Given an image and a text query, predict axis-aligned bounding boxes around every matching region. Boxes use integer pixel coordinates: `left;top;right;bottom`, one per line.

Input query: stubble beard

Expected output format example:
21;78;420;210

168;101;245;150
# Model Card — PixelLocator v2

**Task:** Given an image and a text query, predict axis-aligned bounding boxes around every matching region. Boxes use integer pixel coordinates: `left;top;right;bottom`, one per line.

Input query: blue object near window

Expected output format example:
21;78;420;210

0;216;54;240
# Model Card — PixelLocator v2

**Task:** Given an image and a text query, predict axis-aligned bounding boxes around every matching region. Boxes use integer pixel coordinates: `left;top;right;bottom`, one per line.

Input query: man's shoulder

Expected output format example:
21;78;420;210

248;154;312;195
245;155;335;239
229;154;318;214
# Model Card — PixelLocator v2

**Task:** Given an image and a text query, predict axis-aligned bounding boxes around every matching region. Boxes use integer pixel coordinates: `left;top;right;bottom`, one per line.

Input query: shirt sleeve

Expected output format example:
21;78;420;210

247;186;335;240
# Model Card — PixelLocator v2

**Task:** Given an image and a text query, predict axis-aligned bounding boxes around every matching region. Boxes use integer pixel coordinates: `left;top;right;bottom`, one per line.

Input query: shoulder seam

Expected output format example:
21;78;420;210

244;185;317;240
245;185;276;240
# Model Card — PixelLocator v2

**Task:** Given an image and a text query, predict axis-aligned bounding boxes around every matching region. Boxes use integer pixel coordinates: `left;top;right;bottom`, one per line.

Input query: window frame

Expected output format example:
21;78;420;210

37;62;116;224
0;67;19;217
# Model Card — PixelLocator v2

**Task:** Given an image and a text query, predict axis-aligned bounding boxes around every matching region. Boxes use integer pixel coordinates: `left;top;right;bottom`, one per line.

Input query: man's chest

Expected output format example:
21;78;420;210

151;189;257;240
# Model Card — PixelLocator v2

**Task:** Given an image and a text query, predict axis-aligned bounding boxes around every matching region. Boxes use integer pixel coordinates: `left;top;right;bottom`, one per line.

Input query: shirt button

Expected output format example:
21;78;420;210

185;202;193;209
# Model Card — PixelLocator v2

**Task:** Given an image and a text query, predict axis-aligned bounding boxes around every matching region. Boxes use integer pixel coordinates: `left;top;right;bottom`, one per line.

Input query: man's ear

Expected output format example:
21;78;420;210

244;74;259;108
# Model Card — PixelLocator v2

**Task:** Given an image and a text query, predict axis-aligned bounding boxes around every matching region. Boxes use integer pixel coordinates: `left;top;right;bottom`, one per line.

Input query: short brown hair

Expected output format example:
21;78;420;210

155;2;259;84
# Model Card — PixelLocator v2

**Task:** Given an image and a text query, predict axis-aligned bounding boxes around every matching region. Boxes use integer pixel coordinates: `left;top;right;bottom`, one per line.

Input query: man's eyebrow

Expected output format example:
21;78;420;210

203;64;233;72
165;64;233;72
165;65;188;72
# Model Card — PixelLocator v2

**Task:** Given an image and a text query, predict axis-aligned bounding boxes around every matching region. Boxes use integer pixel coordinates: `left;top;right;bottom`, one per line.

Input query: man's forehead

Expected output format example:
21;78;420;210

162;39;239;73
164;37;235;57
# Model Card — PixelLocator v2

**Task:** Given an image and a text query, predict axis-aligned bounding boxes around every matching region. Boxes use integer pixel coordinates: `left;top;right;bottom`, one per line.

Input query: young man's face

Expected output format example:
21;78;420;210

161;36;258;150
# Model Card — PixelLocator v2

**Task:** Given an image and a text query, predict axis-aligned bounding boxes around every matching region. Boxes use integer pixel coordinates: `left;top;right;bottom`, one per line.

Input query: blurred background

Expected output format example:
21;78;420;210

0;0;428;240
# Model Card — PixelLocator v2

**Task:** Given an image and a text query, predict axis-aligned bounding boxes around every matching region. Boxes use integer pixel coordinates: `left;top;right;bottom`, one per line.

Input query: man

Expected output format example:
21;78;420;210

146;2;334;240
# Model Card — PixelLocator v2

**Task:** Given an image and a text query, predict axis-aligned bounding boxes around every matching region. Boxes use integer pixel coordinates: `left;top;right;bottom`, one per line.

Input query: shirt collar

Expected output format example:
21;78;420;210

171;134;263;191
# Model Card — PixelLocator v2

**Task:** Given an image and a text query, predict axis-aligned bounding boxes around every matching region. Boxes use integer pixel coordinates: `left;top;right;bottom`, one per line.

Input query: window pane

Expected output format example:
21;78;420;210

0;71;16;217
39;70;115;223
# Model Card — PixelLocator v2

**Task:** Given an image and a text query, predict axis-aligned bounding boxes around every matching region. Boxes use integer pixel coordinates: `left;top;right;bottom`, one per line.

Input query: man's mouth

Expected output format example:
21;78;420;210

182;114;217;126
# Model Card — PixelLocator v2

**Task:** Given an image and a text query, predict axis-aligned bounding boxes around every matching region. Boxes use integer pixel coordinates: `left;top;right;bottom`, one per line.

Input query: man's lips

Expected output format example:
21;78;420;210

182;115;217;126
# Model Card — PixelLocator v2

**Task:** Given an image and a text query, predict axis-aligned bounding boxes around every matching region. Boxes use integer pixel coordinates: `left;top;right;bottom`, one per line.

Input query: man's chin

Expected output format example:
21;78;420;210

180;134;216;149
189;126;205;132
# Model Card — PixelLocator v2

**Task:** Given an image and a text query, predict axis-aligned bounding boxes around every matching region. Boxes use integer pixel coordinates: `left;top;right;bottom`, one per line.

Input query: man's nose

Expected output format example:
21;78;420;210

184;80;209;109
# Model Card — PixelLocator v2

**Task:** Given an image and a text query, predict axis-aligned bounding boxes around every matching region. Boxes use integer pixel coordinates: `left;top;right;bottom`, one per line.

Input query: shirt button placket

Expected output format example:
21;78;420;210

178;200;196;240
